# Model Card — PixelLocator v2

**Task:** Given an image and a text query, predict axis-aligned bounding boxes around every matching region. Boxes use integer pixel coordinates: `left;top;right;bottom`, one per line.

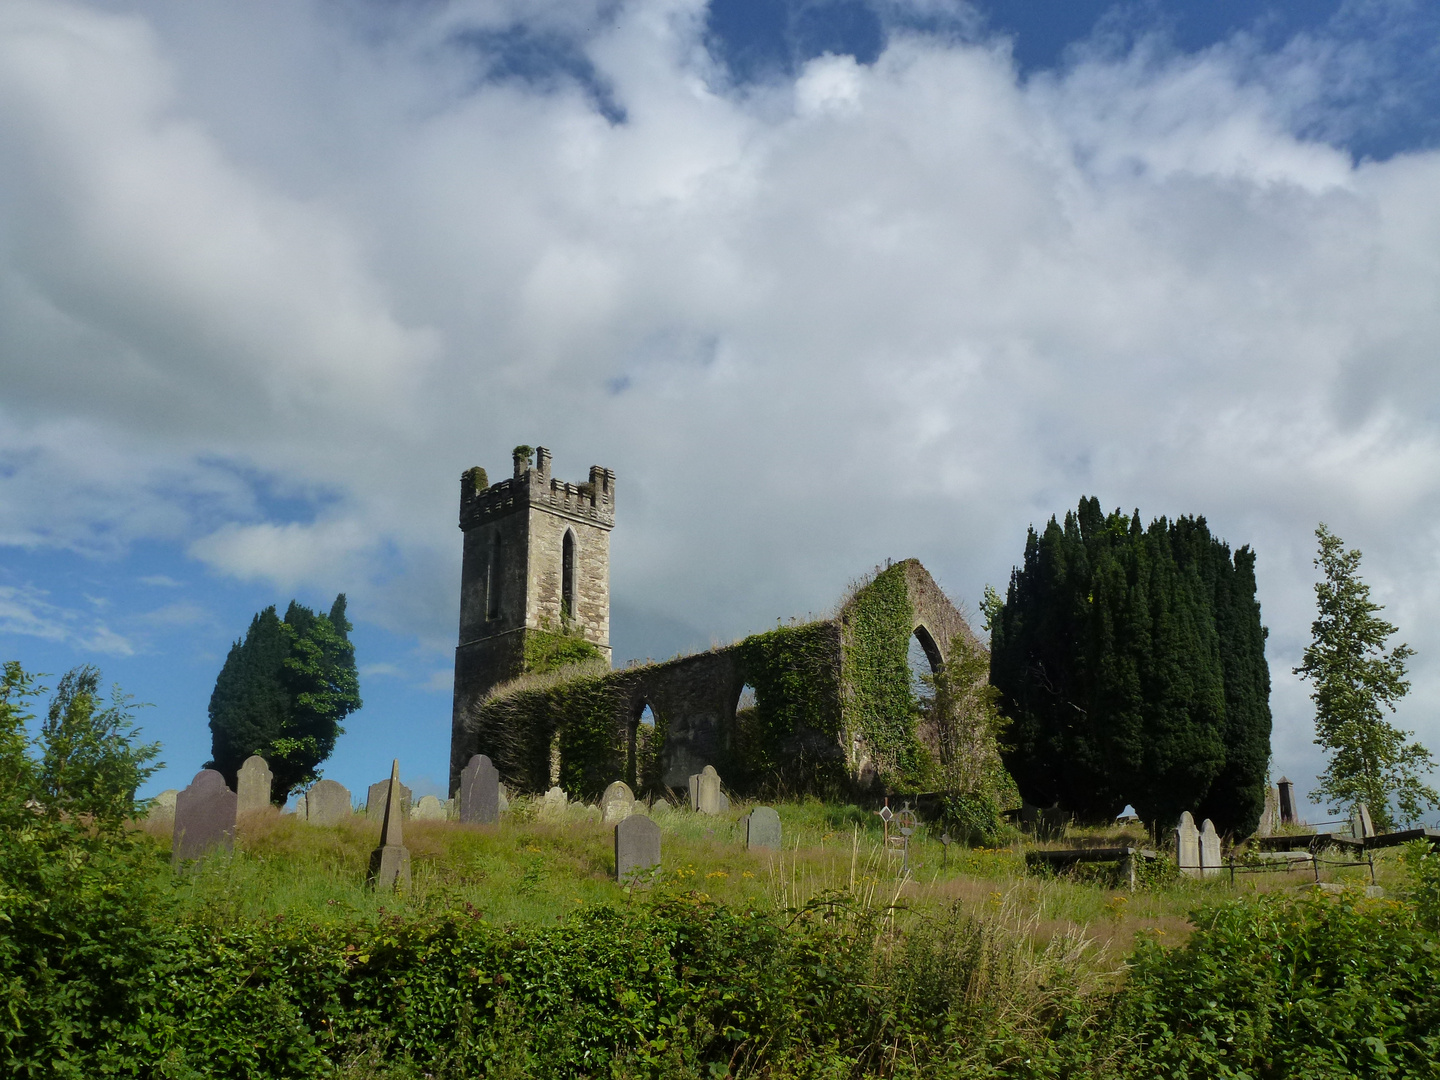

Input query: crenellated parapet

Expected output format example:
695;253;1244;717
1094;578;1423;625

459;446;615;531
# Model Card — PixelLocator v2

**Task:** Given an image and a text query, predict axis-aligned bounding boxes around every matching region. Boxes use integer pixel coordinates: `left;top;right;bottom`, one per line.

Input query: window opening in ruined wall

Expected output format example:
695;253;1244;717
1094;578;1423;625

735;685;757;717
486;537;502;621
628;702;656;787
908;628;939;715
561;529;576;622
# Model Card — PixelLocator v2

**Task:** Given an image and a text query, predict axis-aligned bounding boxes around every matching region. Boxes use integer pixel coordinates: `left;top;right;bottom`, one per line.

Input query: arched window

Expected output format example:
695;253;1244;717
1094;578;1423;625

561;529;576;621
486;536;502;621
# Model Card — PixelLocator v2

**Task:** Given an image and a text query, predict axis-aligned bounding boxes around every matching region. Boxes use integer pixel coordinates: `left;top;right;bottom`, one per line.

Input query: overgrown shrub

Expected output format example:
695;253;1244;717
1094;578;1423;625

1111;889;1440;1078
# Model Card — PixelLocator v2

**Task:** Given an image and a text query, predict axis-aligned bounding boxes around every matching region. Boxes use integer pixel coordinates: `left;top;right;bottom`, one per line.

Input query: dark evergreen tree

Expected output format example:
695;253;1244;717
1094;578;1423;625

207;595;360;800
991;498;1271;833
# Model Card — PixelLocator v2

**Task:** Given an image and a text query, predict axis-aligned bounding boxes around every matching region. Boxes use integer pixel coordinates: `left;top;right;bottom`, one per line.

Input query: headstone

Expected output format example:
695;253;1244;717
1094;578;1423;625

614;813;661;883
498;783;510;814
1277;777;1297;825
443;798;456;820
538;785;567;821
412;794;446;821
1351;803;1375;839
1199;818;1222;878
172;770;237;862
601;780;635;824
305;779;352;826
696;765;723;815
459;753;500;825
368;760;411;891
236;755;273;816
290;793;307;817
1258;785;1280;837
148;789;178;829
718;792;730;814
367;778;412;821
746;806;782;850
687;772;700;810
1176;811;1201;878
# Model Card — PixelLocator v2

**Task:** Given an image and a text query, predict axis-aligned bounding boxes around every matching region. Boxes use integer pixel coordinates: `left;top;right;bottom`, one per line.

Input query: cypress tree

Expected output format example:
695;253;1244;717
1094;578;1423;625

207;595;361;801
207;607;291;790
992;499;1271;832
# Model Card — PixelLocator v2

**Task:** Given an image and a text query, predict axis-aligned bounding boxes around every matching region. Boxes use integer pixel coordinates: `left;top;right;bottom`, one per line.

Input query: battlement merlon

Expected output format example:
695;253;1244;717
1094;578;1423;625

459;449;615;530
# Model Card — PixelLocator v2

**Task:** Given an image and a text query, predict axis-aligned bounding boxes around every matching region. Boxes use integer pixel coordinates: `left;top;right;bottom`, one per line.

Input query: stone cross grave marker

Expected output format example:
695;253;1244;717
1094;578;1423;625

1176;811;1201;878
236;755;273;816
696;765;723;815
746;806;782;851
615;813;661;884
1199;818;1222;878
305;779;352;826
412;794;447;820
601;780;635;824
539;786;567;821
459;753;500;824
1277;777;1297;825
368;760;411;891
172;769;237;863
148;789;178;830
367;777;412;821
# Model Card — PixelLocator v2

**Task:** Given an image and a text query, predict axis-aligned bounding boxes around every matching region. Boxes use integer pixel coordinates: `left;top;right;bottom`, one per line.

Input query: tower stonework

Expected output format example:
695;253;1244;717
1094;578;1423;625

450;446;614;791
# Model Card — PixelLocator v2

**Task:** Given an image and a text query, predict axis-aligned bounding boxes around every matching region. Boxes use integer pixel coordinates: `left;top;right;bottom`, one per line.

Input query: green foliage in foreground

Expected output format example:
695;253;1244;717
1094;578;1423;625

5;847;1438;1077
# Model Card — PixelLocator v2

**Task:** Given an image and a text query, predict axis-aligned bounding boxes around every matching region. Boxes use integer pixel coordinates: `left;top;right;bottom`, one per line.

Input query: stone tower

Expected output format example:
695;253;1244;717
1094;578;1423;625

450;446;615;789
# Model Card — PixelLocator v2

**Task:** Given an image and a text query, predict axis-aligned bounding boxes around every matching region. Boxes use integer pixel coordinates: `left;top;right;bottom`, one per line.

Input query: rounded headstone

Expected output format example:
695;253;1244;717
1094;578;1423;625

601;780;635;824
746;806;782;851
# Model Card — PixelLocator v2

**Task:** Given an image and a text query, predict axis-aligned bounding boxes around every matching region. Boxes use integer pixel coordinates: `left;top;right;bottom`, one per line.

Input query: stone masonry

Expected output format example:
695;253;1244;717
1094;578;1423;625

451;446;615;792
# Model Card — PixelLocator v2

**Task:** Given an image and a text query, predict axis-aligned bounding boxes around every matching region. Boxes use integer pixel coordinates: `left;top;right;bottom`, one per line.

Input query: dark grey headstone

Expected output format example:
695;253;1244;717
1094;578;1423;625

236;755;273;816
615;813;661;883
747;806;782;850
173;769;236;862
459;753;500;824
305;779;352;826
367;778;412;820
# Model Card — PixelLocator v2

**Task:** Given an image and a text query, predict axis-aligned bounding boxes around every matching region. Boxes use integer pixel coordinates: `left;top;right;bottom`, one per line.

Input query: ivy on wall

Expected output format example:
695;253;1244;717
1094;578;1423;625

733;622;844;791
469;559;990;801
840;562;929;792
523;624;604;675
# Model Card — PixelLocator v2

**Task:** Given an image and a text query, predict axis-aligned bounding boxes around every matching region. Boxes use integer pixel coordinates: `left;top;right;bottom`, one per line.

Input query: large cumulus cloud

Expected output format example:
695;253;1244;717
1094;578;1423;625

2;0;1439;809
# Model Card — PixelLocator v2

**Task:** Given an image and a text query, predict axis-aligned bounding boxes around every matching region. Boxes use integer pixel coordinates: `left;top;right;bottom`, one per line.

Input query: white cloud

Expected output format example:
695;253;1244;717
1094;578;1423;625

189;518;374;591
1;0;1440;802
0;584;134;656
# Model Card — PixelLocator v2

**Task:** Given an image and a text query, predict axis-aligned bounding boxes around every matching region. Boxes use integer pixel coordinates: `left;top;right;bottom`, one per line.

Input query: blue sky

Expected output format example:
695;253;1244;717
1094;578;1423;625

3;0;1440;822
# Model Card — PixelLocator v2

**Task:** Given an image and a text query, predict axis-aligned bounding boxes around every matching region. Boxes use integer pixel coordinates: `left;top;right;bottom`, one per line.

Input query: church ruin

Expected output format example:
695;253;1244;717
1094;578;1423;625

450;447;981;799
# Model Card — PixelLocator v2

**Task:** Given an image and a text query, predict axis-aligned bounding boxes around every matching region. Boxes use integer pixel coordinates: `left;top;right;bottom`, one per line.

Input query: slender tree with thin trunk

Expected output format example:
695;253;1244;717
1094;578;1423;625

1295;524;1438;830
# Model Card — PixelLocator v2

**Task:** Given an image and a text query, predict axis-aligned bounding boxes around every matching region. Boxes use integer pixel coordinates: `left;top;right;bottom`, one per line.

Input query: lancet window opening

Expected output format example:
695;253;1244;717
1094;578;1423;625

561;529;576;622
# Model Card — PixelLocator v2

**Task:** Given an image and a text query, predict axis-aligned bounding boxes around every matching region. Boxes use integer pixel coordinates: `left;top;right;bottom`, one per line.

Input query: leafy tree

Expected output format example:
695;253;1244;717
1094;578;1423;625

1;662;173;1077
990;498;1272;833
1295;524;1438;830
207;594;360;800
